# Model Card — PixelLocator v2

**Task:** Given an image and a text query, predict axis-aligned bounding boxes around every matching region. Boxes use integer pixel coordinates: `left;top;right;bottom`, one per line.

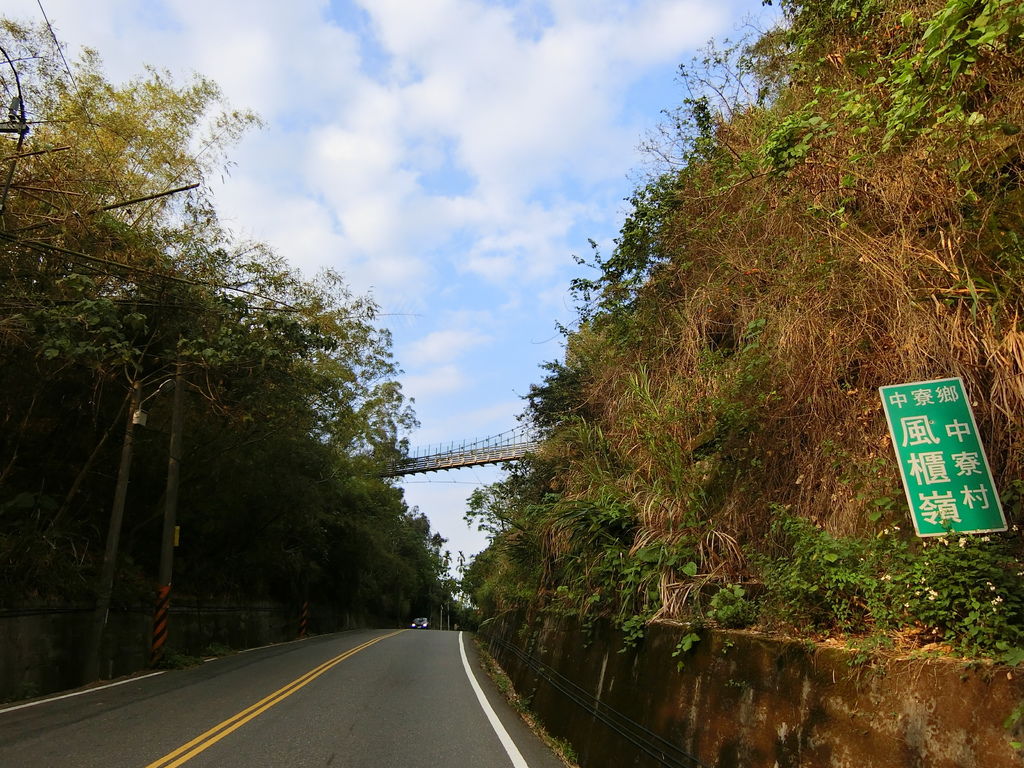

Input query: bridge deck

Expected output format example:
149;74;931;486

382;440;539;477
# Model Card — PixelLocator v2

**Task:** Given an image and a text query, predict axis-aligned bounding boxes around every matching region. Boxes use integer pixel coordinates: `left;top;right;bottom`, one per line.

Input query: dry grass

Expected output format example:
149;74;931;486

536;0;1024;622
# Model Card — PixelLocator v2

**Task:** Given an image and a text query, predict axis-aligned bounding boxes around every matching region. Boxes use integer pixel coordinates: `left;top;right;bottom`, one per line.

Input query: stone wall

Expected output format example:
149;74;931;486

0;600;375;702
482;614;1024;768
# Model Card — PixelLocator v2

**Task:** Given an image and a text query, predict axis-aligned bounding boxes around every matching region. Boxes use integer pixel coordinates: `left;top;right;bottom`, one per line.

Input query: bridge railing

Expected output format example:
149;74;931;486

382;426;541;477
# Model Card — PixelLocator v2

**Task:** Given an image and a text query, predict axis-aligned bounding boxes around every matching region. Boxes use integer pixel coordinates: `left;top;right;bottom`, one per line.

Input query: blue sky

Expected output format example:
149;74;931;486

8;0;777;569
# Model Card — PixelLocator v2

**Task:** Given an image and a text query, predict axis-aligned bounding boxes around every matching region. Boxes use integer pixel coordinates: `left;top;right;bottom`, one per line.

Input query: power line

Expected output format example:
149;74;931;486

484;634;712;768
0;232;404;325
0;229;299;310
0;44;30;216
10;182;200;234
36;0;129;202
0;146;70;164
33;0;244;234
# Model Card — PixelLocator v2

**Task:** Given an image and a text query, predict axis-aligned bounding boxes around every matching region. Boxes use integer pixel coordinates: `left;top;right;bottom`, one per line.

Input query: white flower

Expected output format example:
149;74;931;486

958;537;967;548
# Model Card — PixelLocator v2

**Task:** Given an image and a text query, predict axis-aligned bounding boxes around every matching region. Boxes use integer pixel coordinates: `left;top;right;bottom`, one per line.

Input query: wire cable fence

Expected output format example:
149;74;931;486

484;633;712;768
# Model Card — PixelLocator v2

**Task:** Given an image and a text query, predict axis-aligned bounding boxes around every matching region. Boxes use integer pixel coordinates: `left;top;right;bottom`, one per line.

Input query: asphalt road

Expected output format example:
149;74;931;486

0;629;567;767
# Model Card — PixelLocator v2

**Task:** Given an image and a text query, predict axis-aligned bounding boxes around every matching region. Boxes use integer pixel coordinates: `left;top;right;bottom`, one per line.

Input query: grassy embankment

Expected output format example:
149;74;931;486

465;0;1024;664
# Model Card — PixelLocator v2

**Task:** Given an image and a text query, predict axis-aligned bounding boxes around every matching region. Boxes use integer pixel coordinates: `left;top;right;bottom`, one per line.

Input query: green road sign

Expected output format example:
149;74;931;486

880;377;1006;536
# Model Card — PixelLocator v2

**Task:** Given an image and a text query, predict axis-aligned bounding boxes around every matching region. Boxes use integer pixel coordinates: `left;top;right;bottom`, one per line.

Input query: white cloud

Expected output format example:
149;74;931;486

402;364;467;398
3;0;762;556
212;176;340;275
462;400;528;433
397;476;500;564
458;197;584;282
406;329;492;367
358;0;725;201
163;1;363;120
610;1;724;63
21;0;727;305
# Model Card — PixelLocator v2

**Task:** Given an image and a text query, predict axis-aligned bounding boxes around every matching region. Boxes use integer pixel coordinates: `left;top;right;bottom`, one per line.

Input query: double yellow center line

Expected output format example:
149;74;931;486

145;630;405;768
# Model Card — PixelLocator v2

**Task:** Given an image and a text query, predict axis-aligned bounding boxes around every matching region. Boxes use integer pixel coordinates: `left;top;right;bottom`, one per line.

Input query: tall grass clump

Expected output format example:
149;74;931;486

465;0;1024;655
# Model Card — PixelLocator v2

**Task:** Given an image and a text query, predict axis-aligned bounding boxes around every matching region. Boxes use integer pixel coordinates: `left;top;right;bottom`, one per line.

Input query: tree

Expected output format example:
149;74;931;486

0;19;443;672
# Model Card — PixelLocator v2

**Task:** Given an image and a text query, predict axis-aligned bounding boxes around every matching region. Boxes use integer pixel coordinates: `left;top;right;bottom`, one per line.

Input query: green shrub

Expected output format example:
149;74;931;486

709;584;759;629
202;642;233;657
759;515;1024;656
885;533;1024;656
759;516;877;632
155;649;203;670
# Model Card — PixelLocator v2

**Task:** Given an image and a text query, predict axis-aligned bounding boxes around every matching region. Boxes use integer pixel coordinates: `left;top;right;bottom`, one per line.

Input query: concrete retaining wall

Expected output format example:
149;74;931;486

482;614;1024;768
0;600;376;702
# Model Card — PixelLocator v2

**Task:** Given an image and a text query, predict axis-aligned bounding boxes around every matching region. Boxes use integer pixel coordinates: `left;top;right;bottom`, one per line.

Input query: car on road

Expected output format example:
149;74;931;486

410;617;429;629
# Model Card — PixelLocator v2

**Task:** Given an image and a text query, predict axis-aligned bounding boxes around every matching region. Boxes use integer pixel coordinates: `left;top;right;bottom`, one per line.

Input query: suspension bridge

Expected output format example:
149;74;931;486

382;425;541;477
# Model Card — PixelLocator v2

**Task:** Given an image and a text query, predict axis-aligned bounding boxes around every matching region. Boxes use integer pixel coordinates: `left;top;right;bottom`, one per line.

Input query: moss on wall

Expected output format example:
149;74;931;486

484;613;1024;768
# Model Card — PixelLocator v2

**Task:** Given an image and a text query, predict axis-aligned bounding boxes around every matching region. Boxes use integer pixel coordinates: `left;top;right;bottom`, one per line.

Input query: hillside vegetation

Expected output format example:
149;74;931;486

466;0;1024;659
0;21;448;620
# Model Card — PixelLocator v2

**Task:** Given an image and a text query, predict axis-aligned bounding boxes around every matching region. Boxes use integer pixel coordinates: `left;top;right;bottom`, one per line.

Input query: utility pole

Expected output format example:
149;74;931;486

151;362;184;666
84;380;142;683
0;45;30;218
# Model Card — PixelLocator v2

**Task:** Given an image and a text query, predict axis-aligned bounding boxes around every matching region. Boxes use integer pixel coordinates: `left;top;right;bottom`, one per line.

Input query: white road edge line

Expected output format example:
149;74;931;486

0;671;166;715
458;631;530;768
